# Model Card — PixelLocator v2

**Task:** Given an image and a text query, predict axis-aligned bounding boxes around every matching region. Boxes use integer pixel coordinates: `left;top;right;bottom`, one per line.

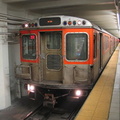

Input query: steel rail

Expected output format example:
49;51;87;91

23;104;43;120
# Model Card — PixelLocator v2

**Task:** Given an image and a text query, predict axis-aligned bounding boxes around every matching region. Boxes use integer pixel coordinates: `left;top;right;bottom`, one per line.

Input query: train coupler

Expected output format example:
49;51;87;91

43;94;56;108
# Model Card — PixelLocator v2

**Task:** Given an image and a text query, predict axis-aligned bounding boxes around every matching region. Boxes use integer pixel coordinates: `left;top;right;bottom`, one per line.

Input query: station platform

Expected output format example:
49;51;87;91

75;45;120;120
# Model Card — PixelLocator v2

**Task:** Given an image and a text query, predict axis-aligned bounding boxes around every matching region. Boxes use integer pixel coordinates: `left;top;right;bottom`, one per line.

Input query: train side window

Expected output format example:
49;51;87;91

94;34;97;58
22;35;36;59
66;33;88;60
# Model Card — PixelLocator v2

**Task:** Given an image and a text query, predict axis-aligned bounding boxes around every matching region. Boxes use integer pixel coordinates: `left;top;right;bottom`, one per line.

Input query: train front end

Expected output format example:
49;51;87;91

15;16;94;103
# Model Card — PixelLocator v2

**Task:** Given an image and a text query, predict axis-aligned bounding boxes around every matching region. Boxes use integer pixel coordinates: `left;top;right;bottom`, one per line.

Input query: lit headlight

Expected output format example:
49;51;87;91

25;23;29;28
27;84;35;93
77;20;81;25
75;90;82;97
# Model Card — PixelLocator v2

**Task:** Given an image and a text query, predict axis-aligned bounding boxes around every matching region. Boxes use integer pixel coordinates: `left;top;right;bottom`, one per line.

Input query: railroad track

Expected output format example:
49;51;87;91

61;99;83;120
23;103;43;120
23;98;84;120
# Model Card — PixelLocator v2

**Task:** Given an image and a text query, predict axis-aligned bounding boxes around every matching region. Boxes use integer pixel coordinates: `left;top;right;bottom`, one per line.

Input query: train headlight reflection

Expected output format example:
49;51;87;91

27;84;35;93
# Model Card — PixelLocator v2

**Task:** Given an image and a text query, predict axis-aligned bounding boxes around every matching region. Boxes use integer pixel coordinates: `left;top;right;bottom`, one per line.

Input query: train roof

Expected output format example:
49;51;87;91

21;15;114;36
39;15;101;29
22;15;100;29
39;15;92;26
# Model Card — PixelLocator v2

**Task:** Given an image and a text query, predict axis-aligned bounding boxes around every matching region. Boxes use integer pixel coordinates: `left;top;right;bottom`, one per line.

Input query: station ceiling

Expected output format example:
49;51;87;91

3;0;120;38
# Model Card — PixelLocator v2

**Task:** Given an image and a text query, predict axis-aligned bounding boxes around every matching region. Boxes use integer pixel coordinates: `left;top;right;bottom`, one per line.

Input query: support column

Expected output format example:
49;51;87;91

0;1;11;110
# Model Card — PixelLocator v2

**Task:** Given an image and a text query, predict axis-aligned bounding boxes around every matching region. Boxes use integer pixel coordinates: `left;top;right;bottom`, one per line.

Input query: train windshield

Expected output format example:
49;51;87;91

66;33;88;60
22;35;36;59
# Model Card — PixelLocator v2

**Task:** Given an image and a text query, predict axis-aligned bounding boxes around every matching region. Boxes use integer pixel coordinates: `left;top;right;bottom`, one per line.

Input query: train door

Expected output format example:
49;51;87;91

99;33;102;70
98;33;102;71
93;32;102;78
40;31;63;82
110;37;112;54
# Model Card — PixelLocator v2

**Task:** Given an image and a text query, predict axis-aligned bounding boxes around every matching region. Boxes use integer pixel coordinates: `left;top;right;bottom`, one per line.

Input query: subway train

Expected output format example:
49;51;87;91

15;15;119;106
